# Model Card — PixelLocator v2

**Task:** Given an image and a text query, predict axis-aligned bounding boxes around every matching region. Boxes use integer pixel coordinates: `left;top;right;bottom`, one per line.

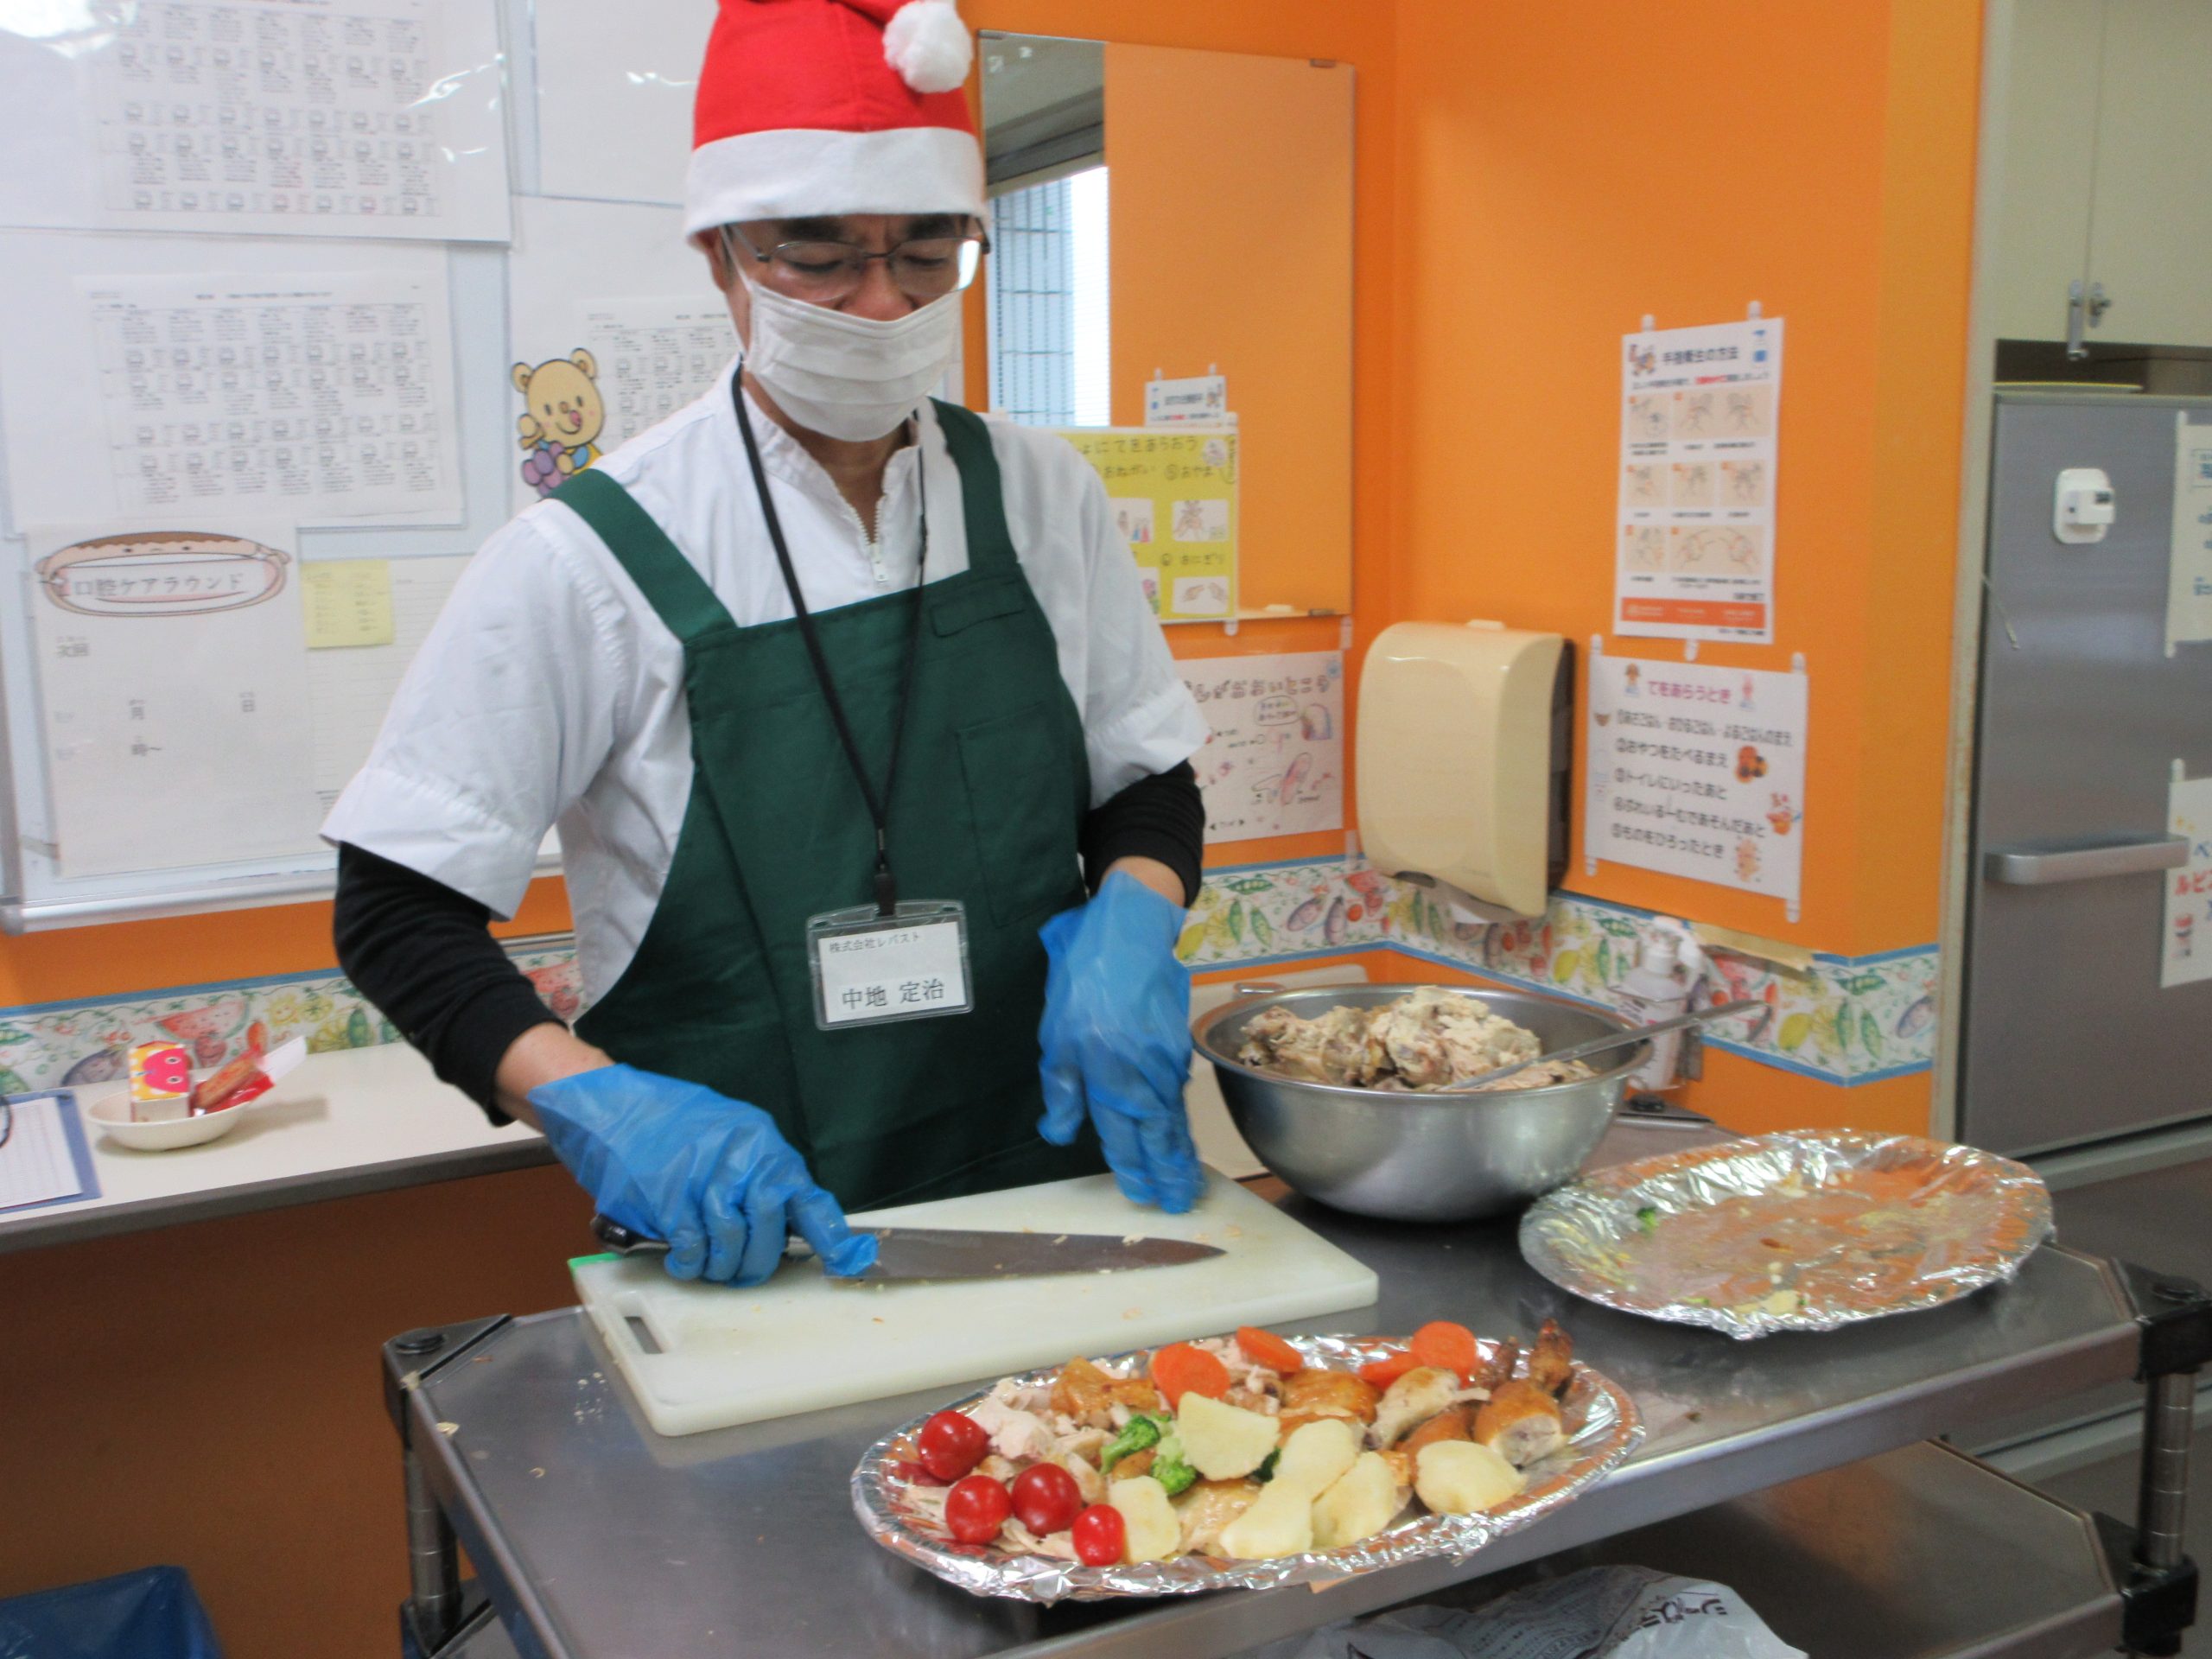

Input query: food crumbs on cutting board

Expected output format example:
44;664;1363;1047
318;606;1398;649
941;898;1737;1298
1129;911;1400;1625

531;1468;545;1478
1121;1308;1141;1319
435;1421;460;1436
1052;1235;1068;1244
872;1316;885;1324
1224;1225;1243;1239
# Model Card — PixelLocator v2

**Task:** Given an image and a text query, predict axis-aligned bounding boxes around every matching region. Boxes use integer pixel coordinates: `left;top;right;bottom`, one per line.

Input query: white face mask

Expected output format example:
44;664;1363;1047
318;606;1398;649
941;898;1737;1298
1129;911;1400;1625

740;276;962;442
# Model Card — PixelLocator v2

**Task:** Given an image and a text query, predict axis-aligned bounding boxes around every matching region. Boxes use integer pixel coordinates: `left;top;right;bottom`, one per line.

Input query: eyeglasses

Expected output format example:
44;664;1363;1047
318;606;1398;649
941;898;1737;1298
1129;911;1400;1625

721;222;989;302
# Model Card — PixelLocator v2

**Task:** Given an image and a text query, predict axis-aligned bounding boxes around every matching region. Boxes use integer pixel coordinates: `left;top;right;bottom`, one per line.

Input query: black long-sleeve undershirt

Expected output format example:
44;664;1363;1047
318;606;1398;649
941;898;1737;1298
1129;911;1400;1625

334;761;1205;1121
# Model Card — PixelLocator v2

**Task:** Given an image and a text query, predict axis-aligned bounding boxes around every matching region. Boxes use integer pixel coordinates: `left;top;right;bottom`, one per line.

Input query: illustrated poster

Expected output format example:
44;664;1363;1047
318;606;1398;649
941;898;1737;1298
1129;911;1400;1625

1058;427;1237;621
2162;773;2212;989
1586;654;1808;916
1614;318;1783;643
1179;652;1344;842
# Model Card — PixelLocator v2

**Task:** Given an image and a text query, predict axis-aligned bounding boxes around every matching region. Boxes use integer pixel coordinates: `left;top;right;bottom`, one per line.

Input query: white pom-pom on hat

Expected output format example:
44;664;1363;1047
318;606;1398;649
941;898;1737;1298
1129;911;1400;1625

883;0;971;95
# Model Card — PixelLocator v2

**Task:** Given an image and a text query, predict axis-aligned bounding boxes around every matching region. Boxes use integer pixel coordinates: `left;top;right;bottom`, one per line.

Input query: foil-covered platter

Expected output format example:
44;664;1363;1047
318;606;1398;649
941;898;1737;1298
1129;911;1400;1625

850;1334;1643;1604
1520;1128;2055;1340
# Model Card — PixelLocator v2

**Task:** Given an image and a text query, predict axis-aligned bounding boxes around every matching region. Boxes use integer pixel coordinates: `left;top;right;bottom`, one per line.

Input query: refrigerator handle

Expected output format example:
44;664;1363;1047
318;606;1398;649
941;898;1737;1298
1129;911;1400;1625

1986;836;2189;886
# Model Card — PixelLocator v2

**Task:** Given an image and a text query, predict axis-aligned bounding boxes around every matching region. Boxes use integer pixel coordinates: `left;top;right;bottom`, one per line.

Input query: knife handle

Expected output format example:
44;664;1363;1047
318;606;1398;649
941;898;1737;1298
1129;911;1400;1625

589;1213;830;1262
591;1213;671;1256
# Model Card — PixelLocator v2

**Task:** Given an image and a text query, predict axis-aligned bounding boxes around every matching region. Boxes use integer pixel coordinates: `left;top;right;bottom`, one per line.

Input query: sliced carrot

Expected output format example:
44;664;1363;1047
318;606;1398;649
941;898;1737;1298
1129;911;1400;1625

1409;1320;1481;1382
1356;1349;1420;1389
1150;1342;1232;1408
1233;1325;1306;1376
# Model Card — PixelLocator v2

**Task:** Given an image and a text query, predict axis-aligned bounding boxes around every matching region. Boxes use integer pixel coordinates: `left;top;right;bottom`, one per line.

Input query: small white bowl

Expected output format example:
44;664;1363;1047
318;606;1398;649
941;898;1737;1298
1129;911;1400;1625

82;1082;251;1151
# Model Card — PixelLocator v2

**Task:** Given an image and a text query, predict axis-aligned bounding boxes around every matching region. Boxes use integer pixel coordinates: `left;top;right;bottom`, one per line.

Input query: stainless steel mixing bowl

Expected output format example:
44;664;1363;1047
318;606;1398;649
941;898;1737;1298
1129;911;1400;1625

1193;984;1649;1223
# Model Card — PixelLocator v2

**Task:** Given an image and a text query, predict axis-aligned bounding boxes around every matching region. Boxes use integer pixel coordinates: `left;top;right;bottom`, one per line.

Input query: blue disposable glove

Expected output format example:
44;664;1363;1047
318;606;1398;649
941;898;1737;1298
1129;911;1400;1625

1037;872;1205;1213
530;1064;878;1286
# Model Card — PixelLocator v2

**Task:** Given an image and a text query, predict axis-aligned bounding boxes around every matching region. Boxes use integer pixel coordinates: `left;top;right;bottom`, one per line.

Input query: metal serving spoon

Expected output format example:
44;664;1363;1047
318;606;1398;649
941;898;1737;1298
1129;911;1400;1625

1438;999;1770;1092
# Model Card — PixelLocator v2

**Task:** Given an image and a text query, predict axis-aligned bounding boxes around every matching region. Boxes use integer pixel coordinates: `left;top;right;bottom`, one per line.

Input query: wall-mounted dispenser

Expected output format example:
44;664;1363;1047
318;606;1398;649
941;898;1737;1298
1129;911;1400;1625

1357;621;1572;920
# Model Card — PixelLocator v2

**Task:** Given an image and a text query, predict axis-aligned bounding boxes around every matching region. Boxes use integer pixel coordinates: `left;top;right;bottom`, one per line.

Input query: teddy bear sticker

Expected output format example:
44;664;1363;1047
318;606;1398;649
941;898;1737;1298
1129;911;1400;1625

513;350;608;498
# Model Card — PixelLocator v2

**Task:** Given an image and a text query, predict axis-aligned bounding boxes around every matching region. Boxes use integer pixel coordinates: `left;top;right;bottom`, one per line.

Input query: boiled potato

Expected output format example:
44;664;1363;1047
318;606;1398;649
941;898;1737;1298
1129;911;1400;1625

1108;1476;1181;1562
1217;1479;1313;1560
1310;1452;1408;1550
1273;1418;1359;1498
1176;1391;1281;1482
1414;1440;1524;1516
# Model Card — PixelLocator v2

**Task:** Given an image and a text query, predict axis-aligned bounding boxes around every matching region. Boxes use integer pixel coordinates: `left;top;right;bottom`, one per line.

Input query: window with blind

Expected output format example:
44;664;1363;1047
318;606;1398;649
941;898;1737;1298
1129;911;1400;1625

987;165;1110;427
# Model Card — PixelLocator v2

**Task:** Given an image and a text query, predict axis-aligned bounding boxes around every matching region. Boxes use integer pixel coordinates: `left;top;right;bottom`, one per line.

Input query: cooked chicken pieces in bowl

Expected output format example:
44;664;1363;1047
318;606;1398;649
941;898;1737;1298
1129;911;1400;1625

1236;988;1595;1093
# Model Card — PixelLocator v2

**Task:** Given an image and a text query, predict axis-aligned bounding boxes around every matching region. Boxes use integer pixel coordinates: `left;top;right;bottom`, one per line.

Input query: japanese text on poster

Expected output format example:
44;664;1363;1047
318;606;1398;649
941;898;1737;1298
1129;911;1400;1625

2162;772;2212;988
2168;414;2212;653
1586;653;1807;917
29;521;322;878
1615;317;1783;643
1057;427;1237;621
1179;652;1344;842
0;0;512;241
78;268;460;524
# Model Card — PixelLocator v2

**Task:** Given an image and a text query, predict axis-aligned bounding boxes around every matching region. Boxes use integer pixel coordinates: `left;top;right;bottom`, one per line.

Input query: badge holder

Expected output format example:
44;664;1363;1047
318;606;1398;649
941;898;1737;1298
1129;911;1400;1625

807;900;975;1031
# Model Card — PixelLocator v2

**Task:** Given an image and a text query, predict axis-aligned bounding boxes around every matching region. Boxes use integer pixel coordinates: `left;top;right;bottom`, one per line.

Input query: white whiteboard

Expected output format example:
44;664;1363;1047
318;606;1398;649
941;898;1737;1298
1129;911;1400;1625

0;0;610;930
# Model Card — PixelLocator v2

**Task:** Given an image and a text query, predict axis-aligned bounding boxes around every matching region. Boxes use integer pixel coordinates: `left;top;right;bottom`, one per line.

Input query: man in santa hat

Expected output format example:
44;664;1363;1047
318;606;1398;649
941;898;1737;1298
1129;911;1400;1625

327;0;1211;1283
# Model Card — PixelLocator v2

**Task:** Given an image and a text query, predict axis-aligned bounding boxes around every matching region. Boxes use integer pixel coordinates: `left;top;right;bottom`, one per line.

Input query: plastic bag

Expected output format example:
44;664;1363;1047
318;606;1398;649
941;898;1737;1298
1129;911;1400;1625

1250;1567;1803;1659
0;1566;223;1659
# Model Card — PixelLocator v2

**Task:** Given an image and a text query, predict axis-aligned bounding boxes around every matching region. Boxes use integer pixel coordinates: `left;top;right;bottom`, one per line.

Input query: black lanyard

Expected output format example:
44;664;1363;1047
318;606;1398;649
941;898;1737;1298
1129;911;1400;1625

732;373;929;916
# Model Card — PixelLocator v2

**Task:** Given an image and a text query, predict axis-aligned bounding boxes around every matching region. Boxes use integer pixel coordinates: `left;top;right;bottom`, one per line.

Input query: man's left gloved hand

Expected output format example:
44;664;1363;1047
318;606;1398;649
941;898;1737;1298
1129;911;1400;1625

1036;871;1205;1213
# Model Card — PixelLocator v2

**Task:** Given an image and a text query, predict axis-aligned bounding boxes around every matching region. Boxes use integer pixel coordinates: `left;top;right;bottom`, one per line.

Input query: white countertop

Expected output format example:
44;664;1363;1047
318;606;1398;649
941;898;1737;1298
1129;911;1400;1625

0;1043;552;1253
0;990;1300;1254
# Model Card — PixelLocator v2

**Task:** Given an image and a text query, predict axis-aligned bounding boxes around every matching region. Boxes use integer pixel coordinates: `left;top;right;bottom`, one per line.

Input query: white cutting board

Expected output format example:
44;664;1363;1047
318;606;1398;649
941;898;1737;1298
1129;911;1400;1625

571;1171;1379;1437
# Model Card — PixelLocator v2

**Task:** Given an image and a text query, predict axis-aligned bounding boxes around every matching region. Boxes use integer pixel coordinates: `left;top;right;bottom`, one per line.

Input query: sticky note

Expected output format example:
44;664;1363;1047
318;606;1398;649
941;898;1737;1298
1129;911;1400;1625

302;559;396;649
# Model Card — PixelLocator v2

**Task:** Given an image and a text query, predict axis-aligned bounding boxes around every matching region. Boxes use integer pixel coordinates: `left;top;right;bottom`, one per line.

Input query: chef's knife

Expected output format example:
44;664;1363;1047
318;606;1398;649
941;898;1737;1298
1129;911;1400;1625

590;1213;1226;1282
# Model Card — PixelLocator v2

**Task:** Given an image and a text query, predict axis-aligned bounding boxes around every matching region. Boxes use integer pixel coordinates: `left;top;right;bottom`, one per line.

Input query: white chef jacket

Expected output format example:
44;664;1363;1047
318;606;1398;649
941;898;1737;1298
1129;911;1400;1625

324;359;1209;1007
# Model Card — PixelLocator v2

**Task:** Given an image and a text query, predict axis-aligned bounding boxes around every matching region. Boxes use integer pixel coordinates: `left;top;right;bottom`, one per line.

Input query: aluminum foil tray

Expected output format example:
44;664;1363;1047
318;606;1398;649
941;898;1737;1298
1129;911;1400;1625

851;1335;1643;1604
1520;1128;2055;1340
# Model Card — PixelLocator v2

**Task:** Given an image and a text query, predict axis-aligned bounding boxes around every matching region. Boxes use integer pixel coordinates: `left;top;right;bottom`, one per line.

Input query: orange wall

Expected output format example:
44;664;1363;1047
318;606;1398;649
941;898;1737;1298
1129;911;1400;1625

1382;1;1980;1129
1105;42;1356;615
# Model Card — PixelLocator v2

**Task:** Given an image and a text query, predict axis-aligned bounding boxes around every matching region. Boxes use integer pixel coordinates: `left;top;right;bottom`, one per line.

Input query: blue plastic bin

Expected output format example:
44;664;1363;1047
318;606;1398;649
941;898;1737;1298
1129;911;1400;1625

0;1566;222;1659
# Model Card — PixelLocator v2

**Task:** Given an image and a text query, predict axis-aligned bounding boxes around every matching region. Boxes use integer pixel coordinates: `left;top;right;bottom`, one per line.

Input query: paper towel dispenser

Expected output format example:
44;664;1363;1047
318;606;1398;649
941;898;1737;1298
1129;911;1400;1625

1357;621;1572;920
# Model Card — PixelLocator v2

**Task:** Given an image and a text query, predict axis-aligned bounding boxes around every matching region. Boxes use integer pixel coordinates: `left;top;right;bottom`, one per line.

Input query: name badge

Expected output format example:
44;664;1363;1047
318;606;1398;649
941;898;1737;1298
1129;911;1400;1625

806;901;974;1030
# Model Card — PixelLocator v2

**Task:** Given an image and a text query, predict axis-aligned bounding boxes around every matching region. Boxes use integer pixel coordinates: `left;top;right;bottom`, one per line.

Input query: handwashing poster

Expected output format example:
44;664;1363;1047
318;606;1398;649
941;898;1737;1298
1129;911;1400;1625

1178;652;1343;842
2162;772;2212;988
1614;316;1783;645
1058;427;1238;621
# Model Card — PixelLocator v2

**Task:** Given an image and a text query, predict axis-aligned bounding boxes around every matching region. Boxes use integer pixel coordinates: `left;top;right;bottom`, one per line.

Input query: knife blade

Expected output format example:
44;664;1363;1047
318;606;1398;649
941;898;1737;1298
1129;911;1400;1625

589;1213;1225;1281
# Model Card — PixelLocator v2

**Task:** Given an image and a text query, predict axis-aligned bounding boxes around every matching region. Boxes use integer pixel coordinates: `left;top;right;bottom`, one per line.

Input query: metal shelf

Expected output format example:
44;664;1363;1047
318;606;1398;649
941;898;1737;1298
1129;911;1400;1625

1390;1441;2122;1659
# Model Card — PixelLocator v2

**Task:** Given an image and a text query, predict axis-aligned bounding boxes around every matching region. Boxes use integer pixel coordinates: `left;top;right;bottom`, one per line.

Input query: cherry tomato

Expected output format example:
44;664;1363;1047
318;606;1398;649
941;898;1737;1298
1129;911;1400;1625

1010;1462;1084;1535
916;1408;990;1482
1071;1503;1127;1567
944;1474;1013;1545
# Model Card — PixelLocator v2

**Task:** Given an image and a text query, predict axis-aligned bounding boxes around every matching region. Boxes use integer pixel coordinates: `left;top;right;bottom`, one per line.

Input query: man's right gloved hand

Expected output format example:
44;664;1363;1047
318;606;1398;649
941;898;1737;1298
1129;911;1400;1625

529;1064;877;1286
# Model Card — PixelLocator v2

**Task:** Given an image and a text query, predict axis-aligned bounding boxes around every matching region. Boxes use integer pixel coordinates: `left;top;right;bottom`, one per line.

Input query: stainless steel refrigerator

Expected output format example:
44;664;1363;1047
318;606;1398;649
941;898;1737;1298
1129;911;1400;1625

1961;391;2212;1154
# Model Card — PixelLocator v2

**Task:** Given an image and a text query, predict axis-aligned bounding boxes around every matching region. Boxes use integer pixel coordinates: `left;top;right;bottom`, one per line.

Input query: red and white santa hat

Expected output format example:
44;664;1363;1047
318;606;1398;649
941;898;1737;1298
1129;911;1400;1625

685;0;983;238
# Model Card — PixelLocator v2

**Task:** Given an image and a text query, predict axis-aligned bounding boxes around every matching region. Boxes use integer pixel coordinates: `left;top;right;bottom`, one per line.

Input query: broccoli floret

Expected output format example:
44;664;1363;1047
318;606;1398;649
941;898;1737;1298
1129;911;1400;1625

1255;1448;1281;1484
1637;1205;1660;1233
1150;1433;1198;1497
1100;1413;1167;1474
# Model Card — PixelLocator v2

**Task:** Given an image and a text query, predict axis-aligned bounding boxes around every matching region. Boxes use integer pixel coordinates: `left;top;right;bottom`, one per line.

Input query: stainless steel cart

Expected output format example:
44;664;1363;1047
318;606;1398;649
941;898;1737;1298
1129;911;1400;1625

385;1118;2204;1658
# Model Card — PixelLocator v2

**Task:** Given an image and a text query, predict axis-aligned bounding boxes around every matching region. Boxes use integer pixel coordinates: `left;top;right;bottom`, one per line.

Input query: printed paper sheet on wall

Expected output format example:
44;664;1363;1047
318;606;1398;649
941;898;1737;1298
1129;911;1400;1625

0;0;511;241
1179;652;1344;842
1058;428;1237;621
0;233;461;528
1586;653;1808;917
1614;318;1783;643
2163;772;2212;989
2169;415;2212;653
28;522;323;879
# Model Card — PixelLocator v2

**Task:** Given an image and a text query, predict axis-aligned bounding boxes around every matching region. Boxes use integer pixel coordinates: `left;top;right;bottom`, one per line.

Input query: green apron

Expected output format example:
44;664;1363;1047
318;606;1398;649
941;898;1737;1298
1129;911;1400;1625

559;400;1106;1211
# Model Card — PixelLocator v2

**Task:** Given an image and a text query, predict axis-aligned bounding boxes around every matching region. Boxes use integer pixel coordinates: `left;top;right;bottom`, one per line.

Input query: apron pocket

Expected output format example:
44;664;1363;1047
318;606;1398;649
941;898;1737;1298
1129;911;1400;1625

957;703;1085;927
